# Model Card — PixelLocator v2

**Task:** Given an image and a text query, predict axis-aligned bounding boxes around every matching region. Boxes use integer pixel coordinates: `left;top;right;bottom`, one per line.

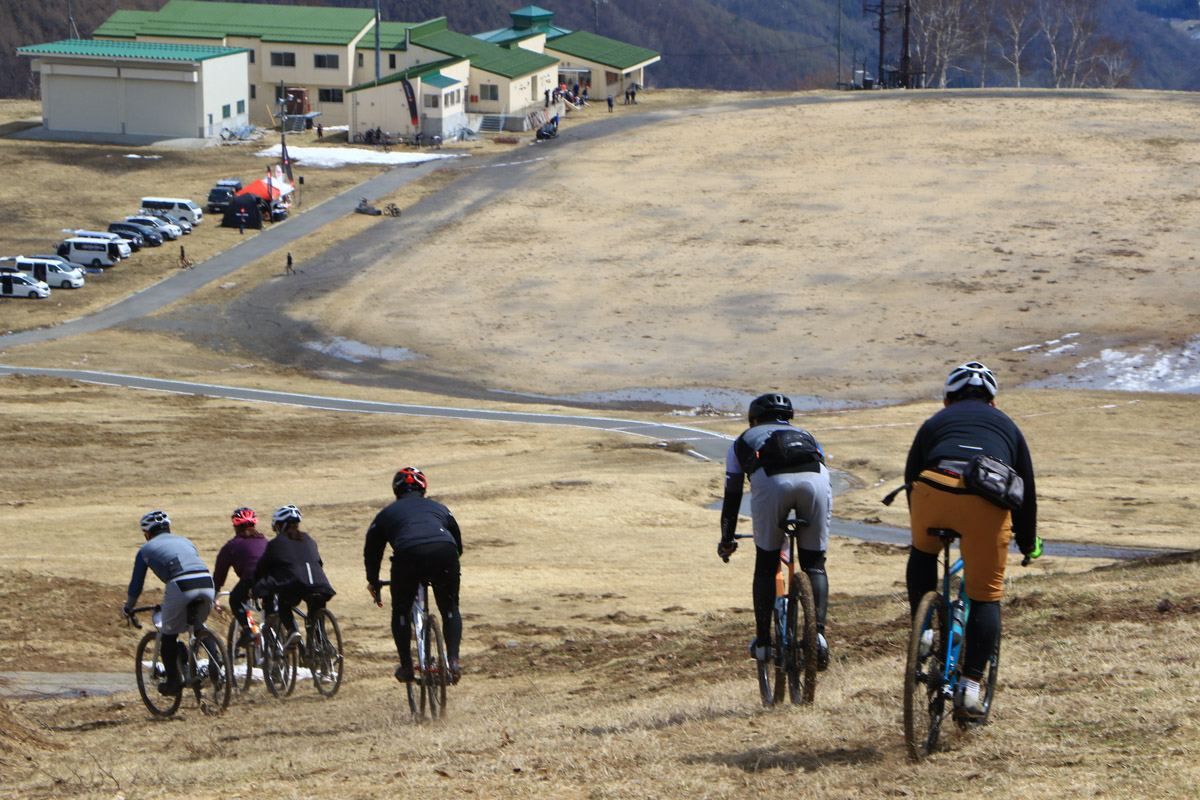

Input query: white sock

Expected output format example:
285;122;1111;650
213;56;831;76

961;678;981;697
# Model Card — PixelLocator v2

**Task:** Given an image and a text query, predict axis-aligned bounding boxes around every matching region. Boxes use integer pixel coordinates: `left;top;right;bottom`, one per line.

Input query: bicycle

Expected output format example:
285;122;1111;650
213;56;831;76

126;602;231;717
725;515;819;708
903;527;1034;760
289;603;344;697
373;579;449;720
218;591;267;696
384;203;402;217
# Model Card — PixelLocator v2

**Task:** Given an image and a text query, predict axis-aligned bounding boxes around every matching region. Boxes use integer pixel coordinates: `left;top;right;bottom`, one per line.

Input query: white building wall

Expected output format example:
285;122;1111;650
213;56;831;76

198;53;250;135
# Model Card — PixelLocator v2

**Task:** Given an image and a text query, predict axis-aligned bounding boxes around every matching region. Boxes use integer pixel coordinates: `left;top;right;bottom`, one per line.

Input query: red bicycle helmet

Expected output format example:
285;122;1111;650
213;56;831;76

231;507;258;527
393;467;428;496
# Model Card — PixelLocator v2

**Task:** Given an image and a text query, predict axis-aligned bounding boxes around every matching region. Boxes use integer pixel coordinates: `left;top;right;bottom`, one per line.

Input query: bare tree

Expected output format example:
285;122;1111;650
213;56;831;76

1037;0;1100;88
911;0;985;88
1092;37;1137;88
994;0;1039;87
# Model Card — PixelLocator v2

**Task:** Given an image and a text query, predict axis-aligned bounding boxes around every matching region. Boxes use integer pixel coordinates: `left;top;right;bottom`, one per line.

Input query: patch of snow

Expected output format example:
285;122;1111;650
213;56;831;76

257;144;463;169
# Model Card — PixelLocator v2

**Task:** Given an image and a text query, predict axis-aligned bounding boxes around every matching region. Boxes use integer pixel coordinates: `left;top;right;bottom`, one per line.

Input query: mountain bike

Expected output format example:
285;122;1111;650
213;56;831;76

384;203;402;217
903;527;1035;760
291;603;344;697
126;602;231;717
259;609;298;699
219;592;264;696
725;515;819;708
374;579;449;720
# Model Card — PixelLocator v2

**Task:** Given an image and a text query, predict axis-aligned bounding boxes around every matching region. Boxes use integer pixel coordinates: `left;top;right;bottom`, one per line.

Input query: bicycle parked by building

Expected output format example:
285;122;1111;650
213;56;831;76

373;579;448;719
726;515;819;707
127;602;231;717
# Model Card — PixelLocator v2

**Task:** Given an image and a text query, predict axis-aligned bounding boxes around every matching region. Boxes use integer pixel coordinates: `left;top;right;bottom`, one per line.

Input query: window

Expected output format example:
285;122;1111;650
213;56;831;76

250;84;256;99
389;53;396;69
222;104;231;119
248;50;255;64
270;52;296;68
318;88;344;103
237;99;245;114
423;94;439;108
357;52;363;68
314;53;340;69
480;84;499;101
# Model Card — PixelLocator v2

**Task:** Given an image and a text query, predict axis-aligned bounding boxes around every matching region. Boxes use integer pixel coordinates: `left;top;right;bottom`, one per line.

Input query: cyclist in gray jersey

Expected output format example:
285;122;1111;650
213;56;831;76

123;510;215;696
718;393;833;669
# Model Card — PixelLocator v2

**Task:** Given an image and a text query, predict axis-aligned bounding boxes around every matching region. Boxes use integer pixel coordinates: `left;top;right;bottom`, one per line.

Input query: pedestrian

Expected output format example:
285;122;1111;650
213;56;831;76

286;251;295;275
317;123;323;140
607;94;614;113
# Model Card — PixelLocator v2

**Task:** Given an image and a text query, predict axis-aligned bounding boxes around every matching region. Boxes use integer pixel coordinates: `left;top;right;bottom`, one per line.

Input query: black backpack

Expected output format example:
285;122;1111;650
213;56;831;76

751;428;824;475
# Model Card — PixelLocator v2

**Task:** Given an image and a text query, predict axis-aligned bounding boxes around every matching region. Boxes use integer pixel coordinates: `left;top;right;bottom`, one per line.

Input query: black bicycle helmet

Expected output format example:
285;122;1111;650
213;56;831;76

393;467;428;496
747;393;794;423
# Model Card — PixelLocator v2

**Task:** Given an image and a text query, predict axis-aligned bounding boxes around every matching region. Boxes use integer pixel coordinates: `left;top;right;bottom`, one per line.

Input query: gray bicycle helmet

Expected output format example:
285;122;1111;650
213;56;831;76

944;361;998;400
139;510;171;535
748;393;794;423
272;504;302;529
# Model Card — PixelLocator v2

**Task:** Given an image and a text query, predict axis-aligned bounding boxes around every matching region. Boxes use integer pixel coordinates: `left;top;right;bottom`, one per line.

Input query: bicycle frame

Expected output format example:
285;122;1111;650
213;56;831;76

411;584;430;675
936;548;969;703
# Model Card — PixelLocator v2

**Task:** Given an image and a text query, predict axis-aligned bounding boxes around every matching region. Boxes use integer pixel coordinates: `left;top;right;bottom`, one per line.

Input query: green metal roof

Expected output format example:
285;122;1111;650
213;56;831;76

509;6;555;28
347;57;464;93
93;0;376;46
474;24;572;45
545;31;660;71
413;29;557;78
422;72;459;89
18;38;247;62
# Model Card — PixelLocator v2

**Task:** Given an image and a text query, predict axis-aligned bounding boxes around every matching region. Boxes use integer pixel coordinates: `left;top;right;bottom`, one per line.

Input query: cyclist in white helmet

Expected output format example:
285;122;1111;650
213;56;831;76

903;361;1042;718
123;511;215;696
252;505;336;647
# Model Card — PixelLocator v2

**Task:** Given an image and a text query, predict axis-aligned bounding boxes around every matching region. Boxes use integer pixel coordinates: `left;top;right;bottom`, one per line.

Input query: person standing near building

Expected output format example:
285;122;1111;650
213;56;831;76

286;251;294;275
607;94;614;112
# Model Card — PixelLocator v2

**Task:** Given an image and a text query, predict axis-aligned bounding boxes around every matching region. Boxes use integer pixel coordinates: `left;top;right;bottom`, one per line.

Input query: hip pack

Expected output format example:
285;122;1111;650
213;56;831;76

964;455;1024;511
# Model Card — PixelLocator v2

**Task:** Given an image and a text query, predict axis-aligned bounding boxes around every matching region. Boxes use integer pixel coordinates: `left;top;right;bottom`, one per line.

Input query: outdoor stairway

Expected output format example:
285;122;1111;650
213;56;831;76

479;116;504;133
285;116;306;133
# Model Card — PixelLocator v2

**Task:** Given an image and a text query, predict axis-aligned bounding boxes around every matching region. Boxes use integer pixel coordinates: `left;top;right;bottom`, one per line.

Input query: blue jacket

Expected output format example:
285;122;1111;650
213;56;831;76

127;532;209;606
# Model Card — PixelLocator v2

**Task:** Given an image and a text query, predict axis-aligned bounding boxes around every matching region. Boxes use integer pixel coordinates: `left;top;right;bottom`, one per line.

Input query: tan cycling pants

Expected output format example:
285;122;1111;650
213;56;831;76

909;469;1012;603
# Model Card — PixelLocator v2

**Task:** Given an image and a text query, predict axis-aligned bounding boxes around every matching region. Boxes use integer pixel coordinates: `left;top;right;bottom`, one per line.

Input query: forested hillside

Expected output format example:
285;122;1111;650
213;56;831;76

2;0;1197;98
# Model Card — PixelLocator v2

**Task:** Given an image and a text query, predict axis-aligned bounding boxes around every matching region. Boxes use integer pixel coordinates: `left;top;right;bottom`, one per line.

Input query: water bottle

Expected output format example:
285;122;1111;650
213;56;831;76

950;598;966;633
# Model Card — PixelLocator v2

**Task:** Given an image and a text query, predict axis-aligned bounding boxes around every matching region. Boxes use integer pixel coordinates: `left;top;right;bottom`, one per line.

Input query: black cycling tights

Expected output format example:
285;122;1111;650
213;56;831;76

390;541;462;669
906;547;1000;682
753;546;829;643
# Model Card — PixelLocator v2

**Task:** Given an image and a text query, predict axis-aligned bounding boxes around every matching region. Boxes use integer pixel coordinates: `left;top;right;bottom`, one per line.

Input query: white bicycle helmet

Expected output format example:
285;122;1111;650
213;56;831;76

139;510;171;534
944;361;998;400
272;504;302;528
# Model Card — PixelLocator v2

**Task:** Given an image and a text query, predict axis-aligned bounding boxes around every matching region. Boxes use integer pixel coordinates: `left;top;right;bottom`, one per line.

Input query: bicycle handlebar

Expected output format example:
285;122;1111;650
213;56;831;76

371;580;391;607
124;604;158;630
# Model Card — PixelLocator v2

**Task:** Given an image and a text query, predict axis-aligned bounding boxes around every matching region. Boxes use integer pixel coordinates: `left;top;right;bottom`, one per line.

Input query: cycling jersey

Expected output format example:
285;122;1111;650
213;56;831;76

213;533;267;591
364;493;462;584
126;532;214;636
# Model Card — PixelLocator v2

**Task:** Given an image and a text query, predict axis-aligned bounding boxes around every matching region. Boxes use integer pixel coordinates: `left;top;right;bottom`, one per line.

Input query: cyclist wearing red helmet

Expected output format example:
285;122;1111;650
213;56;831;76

364;467;464;684
213;507;268;622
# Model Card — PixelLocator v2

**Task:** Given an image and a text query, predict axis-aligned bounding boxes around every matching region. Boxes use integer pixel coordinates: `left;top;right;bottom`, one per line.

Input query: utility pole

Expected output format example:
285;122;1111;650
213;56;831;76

66;0;80;38
594;0;601;34
899;0;912;88
374;0;381;82
862;0;900;86
837;0;843;87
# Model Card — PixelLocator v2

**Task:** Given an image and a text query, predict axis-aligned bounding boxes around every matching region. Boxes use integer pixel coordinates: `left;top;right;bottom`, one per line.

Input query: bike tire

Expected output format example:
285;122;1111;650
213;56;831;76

135;632;182;717
263;618;298;699
789;570;819;705
423;615;448;719
905;591;949;761
311;608;344;698
192;628;231;715
226;618;254;694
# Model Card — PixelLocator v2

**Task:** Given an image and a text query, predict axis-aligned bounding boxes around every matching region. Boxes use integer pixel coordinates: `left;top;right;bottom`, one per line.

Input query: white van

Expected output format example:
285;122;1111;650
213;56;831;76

140;197;204;225
0;256;85;289
56;237;122;268
0;272;50;299
70;230;132;259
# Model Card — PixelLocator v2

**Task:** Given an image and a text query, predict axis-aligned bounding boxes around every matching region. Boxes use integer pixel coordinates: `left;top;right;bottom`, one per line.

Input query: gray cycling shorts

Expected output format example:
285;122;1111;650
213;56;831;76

159;573;215;635
749;465;833;553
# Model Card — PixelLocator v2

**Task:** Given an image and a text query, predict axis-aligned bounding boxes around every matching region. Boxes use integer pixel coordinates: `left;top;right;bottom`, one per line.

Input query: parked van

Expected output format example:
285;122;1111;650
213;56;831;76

70;231;132;259
0;256;85;289
56;237;123;268
0;272;50;299
140;197;203;225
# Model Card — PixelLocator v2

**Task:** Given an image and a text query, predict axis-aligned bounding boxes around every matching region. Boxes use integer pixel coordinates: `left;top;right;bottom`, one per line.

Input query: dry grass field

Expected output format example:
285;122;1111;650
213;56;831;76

1;89;1199;798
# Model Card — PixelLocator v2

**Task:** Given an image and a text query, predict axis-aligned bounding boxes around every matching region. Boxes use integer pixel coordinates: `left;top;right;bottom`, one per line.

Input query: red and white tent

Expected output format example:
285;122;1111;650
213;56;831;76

238;166;294;202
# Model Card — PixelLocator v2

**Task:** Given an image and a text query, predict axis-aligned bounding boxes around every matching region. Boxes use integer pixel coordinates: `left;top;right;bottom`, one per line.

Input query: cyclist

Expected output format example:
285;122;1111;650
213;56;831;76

903;361;1042;717
122;511;216;696
364;467;464;685
718;393;833;670
252;505;336;648
213;507;268;626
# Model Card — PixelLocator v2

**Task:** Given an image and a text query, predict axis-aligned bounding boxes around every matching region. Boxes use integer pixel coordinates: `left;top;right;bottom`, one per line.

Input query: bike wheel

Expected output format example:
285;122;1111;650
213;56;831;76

191;629;231;715
135;632;181;717
423;616;448;719
788;571;819;705
263;619;298;699
905;591;949;761
310;609;344;698
226;618;254;694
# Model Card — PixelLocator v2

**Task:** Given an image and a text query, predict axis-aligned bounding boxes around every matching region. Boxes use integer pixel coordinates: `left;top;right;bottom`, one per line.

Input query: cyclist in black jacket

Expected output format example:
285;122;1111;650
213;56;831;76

365;467;464;684
904;362;1042;718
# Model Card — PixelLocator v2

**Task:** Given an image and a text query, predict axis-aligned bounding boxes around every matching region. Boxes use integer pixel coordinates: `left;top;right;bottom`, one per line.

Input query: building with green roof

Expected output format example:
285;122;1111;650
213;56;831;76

16;38;250;138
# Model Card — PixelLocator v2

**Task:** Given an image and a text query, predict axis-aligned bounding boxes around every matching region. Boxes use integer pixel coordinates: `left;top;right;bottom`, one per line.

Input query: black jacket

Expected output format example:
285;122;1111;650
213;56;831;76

253;530;335;597
364;493;462;584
